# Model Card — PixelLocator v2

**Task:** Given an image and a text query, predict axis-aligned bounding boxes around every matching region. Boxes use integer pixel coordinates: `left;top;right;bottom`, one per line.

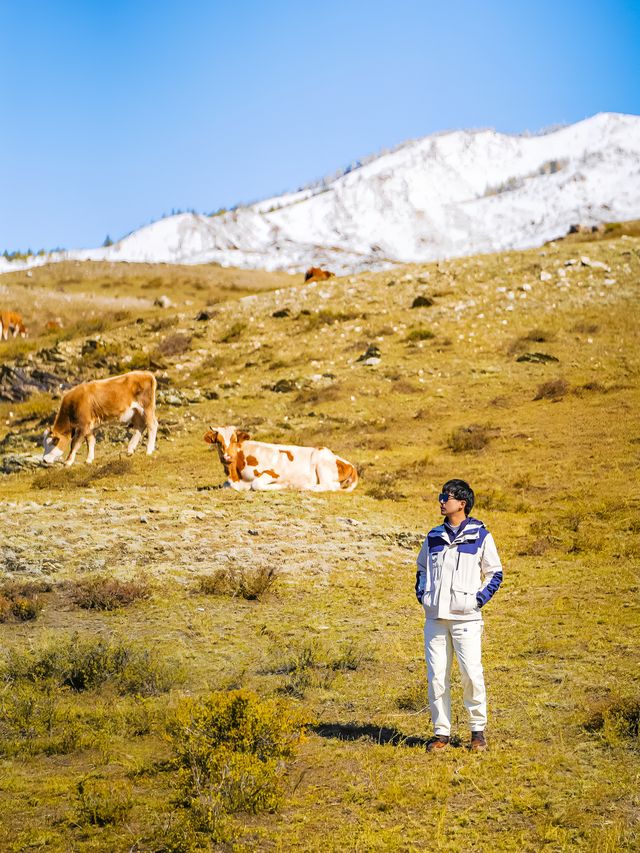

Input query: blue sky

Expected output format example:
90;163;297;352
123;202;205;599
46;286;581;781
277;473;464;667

1;0;638;252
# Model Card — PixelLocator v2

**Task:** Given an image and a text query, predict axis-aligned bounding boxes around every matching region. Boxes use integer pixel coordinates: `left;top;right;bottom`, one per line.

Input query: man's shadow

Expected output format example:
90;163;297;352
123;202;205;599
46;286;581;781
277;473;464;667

312;722;431;748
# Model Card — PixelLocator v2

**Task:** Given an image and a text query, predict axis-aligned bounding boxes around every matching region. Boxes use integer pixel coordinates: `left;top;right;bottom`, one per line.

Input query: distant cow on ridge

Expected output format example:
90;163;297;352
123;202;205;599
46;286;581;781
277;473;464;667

304;267;335;283
0;310;28;340
204;426;358;492
42;371;158;466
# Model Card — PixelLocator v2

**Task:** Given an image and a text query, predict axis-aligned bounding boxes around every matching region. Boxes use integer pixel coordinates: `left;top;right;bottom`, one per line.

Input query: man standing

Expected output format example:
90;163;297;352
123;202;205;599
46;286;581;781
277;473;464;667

415;479;503;751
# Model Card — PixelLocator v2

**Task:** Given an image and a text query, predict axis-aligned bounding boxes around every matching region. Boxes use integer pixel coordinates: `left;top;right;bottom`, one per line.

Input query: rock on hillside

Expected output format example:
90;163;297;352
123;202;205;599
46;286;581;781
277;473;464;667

3;112;640;274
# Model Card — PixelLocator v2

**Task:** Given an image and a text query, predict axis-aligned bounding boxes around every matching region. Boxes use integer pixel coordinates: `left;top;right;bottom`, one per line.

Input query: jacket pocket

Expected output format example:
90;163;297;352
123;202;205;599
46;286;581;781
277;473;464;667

450;587;477;614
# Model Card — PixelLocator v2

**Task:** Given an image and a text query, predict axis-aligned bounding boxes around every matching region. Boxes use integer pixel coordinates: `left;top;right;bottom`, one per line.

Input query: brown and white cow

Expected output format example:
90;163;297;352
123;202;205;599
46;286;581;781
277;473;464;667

42;371;158;466
204;426;358;492
304;267;335;283
0;310;28;340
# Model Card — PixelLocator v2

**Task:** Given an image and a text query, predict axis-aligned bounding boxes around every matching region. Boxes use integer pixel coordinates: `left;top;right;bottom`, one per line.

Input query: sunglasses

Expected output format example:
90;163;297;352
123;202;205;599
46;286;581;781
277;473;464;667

438;493;457;503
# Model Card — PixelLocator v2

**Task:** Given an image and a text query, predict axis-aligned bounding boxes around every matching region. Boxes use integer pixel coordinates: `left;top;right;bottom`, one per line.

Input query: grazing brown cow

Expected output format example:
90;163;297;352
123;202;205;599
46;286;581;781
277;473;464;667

304;267;335;283
42;371;158;466
204;425;358;492
0;310;28;340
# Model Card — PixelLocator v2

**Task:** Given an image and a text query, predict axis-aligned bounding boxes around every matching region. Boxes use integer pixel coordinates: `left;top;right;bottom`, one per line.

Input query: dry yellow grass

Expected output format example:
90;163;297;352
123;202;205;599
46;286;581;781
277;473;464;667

0;233;639;850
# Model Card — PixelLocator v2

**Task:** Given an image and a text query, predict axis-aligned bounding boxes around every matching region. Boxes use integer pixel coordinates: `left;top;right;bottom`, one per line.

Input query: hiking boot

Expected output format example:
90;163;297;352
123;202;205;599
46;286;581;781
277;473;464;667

426;735;450;752
470;731;487;751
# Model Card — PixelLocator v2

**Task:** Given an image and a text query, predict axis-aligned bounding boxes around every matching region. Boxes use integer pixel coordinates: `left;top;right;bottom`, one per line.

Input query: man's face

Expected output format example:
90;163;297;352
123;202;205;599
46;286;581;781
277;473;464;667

438;492;466;518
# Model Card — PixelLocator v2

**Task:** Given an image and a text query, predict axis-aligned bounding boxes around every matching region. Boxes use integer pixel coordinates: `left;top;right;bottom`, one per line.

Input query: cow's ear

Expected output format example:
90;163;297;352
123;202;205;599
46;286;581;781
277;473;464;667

204;429;218;444
236;431;251;443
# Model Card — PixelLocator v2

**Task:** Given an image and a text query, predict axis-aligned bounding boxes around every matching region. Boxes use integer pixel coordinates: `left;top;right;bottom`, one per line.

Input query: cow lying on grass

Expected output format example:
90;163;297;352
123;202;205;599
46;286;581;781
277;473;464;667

42;371;158;466
204;426;358;492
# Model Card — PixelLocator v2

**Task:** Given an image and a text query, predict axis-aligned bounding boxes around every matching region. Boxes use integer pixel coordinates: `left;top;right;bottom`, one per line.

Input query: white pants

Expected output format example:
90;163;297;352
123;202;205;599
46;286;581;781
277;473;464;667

424;618;487;735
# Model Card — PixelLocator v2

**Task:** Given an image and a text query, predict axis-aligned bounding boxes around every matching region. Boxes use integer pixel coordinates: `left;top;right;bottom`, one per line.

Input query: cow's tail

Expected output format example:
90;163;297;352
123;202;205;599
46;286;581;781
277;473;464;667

338;458;358;492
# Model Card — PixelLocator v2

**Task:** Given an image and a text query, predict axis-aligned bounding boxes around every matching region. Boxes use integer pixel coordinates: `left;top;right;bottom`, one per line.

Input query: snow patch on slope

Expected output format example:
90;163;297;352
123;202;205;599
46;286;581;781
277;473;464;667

3;112;639;275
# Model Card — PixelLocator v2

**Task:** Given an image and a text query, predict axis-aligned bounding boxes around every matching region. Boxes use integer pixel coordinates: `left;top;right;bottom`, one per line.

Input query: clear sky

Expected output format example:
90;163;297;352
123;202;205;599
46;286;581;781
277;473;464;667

1;0;638;252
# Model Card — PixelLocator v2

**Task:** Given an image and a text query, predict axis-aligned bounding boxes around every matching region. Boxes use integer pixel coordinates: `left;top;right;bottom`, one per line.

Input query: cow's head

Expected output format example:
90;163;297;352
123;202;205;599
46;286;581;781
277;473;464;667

42;428;66;464
16;322;28;338
204;425;250;468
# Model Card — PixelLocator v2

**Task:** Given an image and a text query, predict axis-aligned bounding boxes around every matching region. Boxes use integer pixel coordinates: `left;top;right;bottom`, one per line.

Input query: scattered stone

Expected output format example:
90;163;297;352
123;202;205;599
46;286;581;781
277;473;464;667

140;515;149;524
411;295;434;308
0;365;71;403
272;308;291;318
196;310;214;321
271;378;298;393
540;271;552;282
38;343;72;364
580;256;611;272
154;295;172;308
1;453;43;474
356;344;382;366
516;352;560;364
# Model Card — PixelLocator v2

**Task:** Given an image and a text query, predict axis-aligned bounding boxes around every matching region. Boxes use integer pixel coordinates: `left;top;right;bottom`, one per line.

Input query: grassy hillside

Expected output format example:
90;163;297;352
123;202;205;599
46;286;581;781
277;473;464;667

0;231;639;851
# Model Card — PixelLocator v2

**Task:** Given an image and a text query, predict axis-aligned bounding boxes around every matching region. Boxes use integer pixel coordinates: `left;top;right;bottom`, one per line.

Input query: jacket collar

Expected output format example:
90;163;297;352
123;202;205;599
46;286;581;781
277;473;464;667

434;517;485;545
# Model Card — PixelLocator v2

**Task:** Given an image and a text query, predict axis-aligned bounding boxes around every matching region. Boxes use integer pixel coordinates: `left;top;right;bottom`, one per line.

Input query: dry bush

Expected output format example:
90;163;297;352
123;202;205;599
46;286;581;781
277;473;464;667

508;328;554;354
197;566;278;601
534;378;569;400
585;696;640;746
304;309;361;329
167;691;309;840
366;472;406;501
573;381;607;395
396;680;427;712
571;321;599;334
219;322;246;343
69;574;151;610
32;458;133;490
2;634;179;696
155;333;191;357
405;328;435;342
75;778;134;827
295;384;341;404
518;535;557;556
447;424;493;453
0;581;47;623
264;639;370;698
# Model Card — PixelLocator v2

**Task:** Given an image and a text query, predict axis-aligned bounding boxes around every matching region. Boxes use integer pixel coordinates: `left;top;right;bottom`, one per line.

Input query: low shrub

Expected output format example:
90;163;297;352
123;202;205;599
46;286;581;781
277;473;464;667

508;328;554;354
585;697;640;747
534;378;569;400
32;458;134;489
197;566;278;601
264;639;369;698
167;691;308;840
156;333;191;357
447;424;493;453
0;581;46;623
2;633;178;696
70;574;151;610
405;328;435;341
118;350;153;371
305;309;360;329
396;680;427;712
219;322;246;343
75;777;134;827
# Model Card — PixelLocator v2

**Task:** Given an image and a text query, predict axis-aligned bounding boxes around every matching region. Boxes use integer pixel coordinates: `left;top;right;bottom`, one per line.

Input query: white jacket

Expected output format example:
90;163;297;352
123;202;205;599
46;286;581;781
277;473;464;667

415;517;503;621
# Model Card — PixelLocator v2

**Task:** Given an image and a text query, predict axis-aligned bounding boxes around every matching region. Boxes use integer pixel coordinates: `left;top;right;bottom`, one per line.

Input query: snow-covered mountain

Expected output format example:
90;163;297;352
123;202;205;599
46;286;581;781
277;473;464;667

4;112;640;274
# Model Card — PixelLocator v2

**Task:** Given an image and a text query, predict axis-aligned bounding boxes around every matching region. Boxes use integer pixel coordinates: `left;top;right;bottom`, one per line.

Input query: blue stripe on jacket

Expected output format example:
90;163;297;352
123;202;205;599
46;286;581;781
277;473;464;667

476;571;503;608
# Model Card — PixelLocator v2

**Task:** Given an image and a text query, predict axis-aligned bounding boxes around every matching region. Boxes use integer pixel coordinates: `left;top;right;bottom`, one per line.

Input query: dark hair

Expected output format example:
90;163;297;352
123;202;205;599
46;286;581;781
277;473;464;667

442;479;474;516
